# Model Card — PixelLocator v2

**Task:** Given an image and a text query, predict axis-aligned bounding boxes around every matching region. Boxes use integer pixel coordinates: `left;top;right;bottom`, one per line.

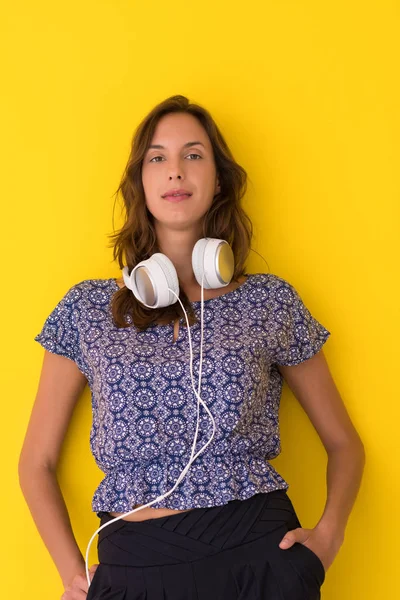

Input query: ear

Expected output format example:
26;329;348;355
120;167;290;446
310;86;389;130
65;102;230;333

215;176;221;195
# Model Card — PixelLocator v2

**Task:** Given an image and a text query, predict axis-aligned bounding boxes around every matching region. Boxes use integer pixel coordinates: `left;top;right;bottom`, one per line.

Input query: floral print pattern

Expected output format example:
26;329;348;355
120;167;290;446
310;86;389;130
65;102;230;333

34;273;331;512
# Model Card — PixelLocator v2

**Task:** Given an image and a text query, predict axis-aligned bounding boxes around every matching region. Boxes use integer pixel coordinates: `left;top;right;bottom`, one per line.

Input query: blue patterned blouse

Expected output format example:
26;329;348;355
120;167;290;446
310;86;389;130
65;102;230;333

34;273;331;512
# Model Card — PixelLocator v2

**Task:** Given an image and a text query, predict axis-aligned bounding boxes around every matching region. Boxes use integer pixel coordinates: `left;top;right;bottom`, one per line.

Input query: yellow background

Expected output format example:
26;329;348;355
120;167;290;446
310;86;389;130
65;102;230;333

1;1;398;598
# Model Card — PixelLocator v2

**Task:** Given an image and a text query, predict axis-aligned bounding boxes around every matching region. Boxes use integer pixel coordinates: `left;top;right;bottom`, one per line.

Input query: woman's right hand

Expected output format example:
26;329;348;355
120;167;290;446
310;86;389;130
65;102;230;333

61;564;99;599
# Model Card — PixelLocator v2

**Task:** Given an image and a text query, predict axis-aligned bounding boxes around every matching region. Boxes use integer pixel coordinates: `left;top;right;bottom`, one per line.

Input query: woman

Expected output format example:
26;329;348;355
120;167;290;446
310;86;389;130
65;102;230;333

19;94;365;599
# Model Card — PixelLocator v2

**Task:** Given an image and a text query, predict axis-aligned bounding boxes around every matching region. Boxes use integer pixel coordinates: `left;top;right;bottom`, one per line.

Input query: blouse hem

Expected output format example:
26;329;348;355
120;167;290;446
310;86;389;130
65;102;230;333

91;482;290;513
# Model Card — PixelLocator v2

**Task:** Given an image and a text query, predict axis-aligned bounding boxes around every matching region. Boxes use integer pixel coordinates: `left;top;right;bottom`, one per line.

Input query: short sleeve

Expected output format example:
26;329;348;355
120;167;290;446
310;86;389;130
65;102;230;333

267;274;331;366
34;283;86;373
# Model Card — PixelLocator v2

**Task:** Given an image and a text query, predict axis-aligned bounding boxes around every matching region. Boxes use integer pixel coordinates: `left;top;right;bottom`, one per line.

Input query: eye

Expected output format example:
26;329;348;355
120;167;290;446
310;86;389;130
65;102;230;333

148;153;202;163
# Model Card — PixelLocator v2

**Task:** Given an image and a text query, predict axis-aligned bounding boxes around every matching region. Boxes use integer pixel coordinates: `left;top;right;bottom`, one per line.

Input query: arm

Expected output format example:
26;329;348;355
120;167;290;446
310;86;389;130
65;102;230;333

18;350;88;588
277;349;366;566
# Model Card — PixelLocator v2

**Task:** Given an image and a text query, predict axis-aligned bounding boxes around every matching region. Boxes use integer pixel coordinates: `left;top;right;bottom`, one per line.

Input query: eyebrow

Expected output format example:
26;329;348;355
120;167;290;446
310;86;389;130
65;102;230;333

147;141;205;150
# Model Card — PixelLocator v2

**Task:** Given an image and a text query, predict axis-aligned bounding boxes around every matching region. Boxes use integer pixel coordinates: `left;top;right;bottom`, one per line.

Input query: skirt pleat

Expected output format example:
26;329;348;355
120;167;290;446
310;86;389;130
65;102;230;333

87;490;326;600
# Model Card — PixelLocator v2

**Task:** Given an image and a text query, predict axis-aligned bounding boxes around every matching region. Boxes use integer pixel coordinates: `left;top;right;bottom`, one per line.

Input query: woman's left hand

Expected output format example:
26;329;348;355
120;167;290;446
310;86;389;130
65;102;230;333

278;525;344;572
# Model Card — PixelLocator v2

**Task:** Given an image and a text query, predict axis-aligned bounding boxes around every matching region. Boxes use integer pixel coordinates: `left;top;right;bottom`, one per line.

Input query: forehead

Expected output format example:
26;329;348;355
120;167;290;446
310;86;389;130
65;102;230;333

150;113;210;147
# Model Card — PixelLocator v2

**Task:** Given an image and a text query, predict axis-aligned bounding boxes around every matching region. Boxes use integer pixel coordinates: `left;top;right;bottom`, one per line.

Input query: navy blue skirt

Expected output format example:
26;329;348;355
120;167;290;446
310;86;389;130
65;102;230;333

87;489;326;599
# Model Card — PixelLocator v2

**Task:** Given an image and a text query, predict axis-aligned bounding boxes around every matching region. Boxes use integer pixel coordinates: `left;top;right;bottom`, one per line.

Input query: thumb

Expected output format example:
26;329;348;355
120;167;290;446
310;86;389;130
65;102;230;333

279;528;303;549
89;564;99;579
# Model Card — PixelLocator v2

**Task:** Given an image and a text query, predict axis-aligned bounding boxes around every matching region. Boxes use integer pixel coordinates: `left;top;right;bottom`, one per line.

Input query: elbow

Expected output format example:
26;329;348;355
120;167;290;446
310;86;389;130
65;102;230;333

351;439;366;467
348;440;366;473
18;454;32;486
18;453;52;485
327;433;366;459
352;432;366;459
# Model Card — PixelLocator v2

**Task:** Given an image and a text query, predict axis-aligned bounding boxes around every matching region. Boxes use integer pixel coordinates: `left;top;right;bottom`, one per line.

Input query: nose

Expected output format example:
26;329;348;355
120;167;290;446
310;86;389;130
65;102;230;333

167;160;184;180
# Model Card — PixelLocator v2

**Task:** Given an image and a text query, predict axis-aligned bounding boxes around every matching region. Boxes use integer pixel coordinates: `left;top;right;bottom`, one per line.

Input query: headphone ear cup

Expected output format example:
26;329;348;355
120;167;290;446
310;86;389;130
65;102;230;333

192;238;234;289
192;239;211;289
123;254;180;308
151;253;180;306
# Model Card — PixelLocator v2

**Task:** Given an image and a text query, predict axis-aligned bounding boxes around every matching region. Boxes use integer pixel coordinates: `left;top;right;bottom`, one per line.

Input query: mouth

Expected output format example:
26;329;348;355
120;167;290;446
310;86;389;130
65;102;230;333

162;190;193;203
163;193;192;202
162;188;193;200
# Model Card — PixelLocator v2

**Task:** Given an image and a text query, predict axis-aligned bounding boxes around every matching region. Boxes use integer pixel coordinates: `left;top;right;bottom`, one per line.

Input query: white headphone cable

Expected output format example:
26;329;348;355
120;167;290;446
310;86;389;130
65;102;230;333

84;267;216;587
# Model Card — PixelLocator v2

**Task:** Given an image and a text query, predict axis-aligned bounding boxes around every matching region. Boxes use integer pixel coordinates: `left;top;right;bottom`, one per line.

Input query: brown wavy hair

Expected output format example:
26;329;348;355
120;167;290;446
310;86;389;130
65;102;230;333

107;94;254;331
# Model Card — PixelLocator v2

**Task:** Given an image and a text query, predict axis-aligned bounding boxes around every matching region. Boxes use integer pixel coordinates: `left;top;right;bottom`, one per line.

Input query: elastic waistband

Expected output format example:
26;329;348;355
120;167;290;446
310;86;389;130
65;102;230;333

97;489;289;530
95;489;299;568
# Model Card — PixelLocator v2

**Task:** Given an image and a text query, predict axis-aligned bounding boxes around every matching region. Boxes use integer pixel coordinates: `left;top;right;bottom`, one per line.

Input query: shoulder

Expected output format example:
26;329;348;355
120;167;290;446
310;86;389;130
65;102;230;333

244;273;307;316
66;277;117;291
56;277;117;305
247;272;289;284
246;272;295;295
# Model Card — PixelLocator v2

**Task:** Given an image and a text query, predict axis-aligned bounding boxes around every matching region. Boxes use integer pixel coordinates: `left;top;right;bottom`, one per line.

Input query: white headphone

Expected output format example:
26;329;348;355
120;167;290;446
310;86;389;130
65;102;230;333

84;238;235;587
122;237;235;308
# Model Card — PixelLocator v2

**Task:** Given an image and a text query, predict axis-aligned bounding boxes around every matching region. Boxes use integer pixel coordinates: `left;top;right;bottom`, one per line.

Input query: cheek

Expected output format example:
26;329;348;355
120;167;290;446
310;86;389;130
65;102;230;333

141;167;154;192
142;172;162;208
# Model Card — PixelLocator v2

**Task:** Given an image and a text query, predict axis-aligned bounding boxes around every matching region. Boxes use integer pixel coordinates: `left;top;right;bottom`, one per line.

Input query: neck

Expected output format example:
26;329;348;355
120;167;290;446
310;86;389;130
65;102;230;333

155;223;203;288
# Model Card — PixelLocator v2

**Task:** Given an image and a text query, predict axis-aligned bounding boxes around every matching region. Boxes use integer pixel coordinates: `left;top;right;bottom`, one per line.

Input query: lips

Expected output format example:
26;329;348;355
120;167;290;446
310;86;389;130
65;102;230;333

164;193;191;203
162;188;193;198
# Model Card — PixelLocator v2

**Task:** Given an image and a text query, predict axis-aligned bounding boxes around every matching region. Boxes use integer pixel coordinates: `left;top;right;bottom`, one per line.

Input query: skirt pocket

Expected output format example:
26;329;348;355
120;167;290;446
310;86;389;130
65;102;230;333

297;542;326;582
286;539;326;593
274;493;326;585
272;500;326;597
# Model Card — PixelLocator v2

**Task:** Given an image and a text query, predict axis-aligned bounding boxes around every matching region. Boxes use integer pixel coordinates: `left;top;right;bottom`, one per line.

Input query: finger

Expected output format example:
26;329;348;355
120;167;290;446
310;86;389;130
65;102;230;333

279;528;301;549
67;585;87;600
72;573;90;593
71;589;87;600
89;564;99;579
71;565;99;595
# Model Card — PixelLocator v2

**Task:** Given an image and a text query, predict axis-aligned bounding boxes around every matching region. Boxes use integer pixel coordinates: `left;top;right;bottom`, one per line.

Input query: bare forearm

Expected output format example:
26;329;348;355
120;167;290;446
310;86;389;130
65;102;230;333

316;441;366;537
18;464;85;587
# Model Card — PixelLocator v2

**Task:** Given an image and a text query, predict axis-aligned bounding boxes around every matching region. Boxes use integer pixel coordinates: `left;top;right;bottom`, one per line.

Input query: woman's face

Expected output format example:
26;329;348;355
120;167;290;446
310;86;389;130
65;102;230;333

141;112;220;231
